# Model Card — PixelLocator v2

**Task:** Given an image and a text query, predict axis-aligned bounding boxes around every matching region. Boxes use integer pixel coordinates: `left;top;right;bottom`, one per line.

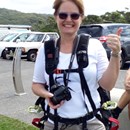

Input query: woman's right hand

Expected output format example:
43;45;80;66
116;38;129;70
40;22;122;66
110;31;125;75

46;93;64;109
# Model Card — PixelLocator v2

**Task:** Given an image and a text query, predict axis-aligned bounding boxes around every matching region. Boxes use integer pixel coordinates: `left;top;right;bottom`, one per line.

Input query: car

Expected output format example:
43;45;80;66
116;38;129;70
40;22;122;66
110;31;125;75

78;23;130;68
120;26;130;68
0;32;31;59
4;32;59;62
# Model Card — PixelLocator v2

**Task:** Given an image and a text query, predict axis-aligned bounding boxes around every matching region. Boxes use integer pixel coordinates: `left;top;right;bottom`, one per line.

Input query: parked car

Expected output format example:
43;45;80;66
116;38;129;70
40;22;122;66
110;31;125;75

78;23;130;68
120;26;130;68
0;32;31;59
4;32;59;62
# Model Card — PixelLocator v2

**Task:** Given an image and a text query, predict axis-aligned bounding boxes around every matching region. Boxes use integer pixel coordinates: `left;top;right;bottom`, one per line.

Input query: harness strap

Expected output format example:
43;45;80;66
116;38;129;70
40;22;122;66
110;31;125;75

53;109;58;130
32;118;41;128
32;114;48;129
48;110;99;124
54;68;82;74
79;69;96;111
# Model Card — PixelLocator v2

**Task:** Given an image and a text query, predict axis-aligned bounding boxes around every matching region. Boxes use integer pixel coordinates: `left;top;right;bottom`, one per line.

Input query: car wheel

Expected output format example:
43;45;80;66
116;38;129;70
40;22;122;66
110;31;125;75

27;50;37;62
2;50;12;60
120;54;125;69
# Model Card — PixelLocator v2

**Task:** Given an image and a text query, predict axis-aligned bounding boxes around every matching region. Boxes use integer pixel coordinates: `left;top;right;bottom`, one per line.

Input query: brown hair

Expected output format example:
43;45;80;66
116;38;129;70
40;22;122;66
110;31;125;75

53;0;84;16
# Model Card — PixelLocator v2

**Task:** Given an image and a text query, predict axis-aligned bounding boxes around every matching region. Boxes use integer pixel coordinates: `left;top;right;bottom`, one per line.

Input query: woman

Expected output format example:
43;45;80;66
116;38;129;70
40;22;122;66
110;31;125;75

32;0;121;130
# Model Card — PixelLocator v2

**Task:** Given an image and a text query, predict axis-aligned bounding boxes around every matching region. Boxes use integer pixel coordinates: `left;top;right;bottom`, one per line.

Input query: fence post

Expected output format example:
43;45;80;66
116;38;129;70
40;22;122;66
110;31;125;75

12;47;26;95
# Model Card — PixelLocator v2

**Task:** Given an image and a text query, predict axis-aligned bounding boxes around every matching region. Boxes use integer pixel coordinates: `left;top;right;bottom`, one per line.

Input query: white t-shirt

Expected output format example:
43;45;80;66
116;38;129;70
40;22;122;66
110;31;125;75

33;38;109;118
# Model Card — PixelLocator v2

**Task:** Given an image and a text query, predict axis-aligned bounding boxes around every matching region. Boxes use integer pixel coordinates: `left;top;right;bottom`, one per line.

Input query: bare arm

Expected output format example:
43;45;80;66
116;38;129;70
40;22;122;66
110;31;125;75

32;82;53;98
124;68;130;91
99;28;122;91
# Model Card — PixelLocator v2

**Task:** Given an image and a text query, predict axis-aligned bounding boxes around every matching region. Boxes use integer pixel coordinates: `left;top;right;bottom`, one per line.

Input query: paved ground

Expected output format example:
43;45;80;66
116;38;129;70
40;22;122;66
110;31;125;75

0;58;43;125
0;58;129;126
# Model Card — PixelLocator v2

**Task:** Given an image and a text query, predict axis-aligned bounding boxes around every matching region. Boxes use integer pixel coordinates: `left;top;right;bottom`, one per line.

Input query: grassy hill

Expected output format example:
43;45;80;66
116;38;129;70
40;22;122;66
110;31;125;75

0;8;54;31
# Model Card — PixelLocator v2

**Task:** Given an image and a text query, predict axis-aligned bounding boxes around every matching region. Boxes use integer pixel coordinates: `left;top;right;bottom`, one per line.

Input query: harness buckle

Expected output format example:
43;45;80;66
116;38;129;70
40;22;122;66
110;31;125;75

54;69;62;74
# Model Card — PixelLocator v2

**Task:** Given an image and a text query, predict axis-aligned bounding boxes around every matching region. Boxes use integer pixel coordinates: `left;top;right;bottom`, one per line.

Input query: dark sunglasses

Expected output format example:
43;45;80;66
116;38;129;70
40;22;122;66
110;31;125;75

58;12;81;20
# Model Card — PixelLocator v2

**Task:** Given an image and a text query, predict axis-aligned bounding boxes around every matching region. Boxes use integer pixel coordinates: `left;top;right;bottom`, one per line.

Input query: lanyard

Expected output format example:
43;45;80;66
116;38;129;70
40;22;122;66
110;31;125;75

55;35;80;86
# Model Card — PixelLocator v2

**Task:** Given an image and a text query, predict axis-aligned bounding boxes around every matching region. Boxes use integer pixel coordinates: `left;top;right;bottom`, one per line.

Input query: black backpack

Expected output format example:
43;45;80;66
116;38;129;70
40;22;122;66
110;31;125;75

32;33;119;130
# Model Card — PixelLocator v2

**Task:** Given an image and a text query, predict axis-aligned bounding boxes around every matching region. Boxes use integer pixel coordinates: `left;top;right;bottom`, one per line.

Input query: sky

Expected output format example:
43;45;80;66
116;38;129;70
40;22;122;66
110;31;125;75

0;0;130;16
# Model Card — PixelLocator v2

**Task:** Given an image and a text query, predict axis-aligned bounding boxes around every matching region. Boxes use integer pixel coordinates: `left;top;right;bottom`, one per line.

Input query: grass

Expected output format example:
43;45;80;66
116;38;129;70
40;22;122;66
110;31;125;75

0;114;38;130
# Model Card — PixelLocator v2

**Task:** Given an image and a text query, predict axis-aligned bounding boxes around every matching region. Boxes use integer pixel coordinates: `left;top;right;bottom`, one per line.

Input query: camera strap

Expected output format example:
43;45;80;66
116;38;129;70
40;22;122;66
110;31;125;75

64;35;79;86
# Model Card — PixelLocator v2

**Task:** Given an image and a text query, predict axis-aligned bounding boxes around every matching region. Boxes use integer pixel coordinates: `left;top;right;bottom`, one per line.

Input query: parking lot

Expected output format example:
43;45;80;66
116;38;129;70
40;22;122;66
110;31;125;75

0;57;129;126
0;58;40;124
0;57;128;89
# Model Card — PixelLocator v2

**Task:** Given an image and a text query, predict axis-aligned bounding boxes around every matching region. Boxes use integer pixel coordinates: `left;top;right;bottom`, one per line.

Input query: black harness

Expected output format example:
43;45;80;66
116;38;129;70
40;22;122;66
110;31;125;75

32;33;119;130
44;33;108;130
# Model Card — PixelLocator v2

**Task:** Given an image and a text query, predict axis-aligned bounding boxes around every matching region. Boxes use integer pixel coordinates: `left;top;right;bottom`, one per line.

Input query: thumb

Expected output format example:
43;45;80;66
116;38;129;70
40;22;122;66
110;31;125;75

48;92;54;97
116;27;123;36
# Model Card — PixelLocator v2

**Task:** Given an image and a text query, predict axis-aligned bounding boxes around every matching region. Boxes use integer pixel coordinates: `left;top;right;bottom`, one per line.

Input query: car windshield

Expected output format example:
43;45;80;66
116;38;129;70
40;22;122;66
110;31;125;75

0;33;18;42
25;34;44;42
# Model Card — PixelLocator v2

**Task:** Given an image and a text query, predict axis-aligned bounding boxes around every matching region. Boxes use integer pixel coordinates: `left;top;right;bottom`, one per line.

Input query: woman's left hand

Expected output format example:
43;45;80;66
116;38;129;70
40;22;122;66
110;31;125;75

106;28;122;54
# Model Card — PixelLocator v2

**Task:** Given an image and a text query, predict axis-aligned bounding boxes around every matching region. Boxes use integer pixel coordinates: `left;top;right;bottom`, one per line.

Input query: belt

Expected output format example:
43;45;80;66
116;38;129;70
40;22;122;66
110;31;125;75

48;111;98;124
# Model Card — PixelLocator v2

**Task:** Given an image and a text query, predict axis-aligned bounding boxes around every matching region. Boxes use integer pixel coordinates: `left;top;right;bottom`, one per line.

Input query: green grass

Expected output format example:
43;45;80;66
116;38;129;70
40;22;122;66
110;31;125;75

0;115;38;130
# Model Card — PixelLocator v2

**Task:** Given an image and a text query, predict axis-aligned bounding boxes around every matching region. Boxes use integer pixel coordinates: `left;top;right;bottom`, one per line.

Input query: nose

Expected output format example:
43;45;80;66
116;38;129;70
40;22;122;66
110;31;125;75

66;15;72;21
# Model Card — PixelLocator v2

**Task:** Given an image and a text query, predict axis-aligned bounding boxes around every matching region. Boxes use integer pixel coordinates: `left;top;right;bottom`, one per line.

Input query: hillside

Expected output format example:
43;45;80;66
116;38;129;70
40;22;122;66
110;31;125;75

0;8;53;31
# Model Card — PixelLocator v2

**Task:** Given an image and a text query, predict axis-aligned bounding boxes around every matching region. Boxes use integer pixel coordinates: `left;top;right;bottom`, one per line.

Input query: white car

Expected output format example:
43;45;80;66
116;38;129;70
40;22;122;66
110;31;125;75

4;32;59;61
0;32;31;59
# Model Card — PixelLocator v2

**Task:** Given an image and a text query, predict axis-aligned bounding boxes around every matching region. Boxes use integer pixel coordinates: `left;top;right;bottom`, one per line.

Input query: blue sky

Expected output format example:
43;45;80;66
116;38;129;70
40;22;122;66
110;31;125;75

0;0;130;16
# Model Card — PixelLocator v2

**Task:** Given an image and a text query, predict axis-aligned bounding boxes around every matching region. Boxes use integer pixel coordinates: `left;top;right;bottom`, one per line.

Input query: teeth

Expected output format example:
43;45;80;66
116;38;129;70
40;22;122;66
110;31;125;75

64;24;73;27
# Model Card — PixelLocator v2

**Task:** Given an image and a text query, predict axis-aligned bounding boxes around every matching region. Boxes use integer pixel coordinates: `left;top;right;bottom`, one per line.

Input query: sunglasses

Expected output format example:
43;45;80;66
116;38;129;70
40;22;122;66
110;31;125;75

58;12;81;20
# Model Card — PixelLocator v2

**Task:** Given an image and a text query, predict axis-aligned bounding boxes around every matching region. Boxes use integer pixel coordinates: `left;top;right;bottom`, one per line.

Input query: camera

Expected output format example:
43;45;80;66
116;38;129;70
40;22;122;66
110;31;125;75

50;85;71;105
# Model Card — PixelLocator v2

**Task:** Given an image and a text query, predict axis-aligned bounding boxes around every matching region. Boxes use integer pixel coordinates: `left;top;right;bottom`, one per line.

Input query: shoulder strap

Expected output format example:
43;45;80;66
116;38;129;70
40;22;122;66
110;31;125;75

76;33;90;68
44;39;59;74
44;33;90;75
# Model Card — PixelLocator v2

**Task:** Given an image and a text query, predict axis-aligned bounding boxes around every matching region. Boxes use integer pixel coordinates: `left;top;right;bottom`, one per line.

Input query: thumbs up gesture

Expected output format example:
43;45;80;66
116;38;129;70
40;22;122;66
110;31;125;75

106;28;122;54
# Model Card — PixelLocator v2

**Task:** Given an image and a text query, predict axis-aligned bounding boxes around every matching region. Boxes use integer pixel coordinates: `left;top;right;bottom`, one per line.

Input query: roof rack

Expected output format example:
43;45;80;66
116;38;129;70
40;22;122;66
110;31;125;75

0;24;31;30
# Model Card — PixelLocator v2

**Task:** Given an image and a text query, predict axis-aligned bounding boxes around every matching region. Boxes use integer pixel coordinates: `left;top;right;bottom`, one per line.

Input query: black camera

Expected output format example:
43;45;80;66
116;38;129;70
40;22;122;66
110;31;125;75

50;85;71;105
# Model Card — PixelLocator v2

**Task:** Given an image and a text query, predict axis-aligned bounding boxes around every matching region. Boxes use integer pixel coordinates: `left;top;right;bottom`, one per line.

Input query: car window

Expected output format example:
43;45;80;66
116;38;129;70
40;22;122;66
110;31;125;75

13;33;30;42
121;26;130;37
47;34;59;40
44;35;50;42
26;34;44;42
0;33;18;42
78;26;103;37
107;25;130;34
107;26;121;34
78;24;130;38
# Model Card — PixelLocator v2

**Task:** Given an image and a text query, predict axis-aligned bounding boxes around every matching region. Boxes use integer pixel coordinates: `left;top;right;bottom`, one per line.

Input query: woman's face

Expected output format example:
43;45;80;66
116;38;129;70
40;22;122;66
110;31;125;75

55;1;83;36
